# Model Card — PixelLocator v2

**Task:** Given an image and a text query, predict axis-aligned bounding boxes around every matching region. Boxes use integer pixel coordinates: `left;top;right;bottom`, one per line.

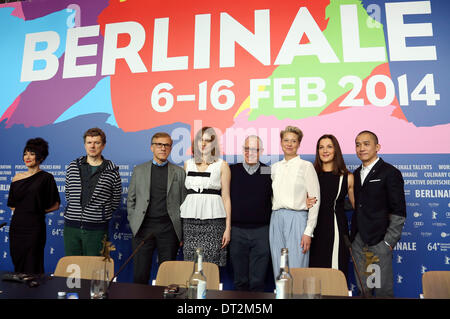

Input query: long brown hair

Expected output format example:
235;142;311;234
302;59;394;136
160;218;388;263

191;126;220;164
313;134;348;176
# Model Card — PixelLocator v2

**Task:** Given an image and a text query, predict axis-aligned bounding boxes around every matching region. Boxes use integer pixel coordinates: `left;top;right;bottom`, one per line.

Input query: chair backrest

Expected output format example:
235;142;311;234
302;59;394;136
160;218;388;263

155;260;220;290
54;256;114;280
290;267;349;297
422;271;450;299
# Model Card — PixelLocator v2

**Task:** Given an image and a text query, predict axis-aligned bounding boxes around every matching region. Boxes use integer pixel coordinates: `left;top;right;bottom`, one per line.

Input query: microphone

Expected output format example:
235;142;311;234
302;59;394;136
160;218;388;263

0;222;6;229
106;232;155;294
343;235;368;298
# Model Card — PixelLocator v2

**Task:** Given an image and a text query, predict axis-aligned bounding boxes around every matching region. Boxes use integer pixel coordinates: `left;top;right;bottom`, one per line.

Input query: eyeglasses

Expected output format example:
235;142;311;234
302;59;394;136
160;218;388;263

152;143;172;148
243;147;260;152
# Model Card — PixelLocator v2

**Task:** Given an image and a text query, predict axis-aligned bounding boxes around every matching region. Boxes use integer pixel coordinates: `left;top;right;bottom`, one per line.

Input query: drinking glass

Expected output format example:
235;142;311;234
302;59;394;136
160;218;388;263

90;269;109;299
303;277;321;299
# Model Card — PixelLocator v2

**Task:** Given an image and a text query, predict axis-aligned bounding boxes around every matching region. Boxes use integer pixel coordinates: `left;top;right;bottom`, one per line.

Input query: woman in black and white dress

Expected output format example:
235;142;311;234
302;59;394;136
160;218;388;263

180;127;231;267
309;134;355;278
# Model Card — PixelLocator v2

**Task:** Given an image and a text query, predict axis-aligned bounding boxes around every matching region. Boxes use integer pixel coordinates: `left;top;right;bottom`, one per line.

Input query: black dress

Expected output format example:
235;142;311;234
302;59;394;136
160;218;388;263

309;172;349;278
7;171;60;274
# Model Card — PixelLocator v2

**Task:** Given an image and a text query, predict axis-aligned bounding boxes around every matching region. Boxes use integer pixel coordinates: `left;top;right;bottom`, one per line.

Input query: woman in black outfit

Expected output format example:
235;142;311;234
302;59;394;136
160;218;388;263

7;138;60;274
308;135;354;278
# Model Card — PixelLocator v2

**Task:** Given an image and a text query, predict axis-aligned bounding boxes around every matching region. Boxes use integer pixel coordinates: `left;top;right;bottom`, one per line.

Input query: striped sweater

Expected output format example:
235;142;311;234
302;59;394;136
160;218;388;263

64;156;122;230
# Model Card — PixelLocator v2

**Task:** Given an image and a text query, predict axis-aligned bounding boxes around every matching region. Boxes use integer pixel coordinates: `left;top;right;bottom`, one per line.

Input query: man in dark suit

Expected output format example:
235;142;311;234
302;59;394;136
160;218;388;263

350;131;406;297
127;132;187;284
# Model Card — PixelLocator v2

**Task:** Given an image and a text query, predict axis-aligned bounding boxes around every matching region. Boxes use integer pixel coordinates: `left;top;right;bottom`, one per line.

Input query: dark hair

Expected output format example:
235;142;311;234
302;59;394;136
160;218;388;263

192;127;220;164
356;130;379;145
313;134;348;176
23;137;49;164
83;127;106;144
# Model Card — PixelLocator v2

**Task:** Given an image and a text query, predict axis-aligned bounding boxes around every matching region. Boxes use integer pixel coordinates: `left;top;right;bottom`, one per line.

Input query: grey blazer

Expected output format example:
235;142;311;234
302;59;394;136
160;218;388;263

127;161;187;241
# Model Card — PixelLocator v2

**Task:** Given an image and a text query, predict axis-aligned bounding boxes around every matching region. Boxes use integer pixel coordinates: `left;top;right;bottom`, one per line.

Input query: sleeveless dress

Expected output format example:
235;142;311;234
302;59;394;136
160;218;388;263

7;171;60;274
309;172;349;278
180;159;227;266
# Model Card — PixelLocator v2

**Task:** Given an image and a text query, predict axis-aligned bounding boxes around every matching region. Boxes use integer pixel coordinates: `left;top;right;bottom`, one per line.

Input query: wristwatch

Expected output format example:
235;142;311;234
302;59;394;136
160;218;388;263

384;241;392;250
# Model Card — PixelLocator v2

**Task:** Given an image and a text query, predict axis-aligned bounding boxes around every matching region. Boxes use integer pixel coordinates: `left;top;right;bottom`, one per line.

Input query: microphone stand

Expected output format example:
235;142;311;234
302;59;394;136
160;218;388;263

344;235;368;298
106;232;154;296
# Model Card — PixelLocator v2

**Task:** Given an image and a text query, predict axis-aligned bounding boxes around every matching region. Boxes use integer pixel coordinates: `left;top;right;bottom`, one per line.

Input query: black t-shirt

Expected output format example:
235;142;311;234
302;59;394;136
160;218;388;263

146;163;169;218
80;159;107;209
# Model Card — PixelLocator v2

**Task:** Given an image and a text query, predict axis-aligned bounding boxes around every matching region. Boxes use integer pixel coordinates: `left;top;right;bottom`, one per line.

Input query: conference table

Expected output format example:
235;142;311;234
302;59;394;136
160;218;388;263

1;271;421;302
0;271;280;299
0;271;425;319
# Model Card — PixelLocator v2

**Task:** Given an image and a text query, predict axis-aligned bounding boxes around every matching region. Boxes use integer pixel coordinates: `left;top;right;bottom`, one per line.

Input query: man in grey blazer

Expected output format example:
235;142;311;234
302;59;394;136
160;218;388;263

127;132;187;284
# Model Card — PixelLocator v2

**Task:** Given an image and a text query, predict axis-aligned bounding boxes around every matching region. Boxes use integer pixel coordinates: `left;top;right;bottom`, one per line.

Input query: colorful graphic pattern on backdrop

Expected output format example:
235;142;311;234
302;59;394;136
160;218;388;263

0;0;449;298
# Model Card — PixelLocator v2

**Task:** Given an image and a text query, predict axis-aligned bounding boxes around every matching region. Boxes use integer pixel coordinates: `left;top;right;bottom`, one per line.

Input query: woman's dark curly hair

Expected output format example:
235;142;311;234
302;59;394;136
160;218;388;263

23;137;49;164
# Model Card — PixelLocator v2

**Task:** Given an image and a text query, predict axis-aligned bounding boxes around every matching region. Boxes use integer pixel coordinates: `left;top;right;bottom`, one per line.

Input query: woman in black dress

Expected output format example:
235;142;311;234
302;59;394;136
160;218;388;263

308;135;354;278
7;138;60;274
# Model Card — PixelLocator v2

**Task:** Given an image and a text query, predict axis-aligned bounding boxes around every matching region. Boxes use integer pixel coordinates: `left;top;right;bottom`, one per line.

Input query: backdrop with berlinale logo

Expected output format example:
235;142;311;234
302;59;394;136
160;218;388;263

0;0;449;298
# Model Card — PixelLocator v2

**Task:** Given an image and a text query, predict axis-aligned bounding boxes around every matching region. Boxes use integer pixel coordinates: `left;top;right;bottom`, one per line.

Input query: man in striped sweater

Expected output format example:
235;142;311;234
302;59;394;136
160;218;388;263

64;128;122;256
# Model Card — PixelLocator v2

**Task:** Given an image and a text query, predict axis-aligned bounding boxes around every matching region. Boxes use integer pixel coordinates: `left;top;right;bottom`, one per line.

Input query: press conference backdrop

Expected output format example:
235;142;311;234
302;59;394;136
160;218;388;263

0;0;449;298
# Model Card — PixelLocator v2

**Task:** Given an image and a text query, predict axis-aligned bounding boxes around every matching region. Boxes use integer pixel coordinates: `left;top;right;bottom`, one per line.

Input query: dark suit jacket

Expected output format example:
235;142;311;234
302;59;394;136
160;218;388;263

127;161;187;241
350;158;406;246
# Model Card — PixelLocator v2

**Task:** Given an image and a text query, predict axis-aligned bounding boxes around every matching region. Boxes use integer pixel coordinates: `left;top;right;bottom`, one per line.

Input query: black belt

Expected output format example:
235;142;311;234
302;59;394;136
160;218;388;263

187;171;211;177
187;189;221;195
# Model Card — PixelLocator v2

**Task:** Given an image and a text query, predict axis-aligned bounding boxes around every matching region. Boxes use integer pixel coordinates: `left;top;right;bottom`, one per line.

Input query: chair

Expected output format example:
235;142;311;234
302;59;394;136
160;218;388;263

53;256;114;280
290;267;349;297
422;271;450;299
155;260;220;290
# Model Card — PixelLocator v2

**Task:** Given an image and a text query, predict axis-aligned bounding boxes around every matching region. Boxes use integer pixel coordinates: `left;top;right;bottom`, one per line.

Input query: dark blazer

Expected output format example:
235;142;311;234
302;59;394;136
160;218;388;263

350;158;406;246
127;161;187;241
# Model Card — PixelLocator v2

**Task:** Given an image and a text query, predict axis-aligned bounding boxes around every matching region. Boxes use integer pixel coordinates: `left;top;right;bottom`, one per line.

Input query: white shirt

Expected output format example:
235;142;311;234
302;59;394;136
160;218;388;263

180;159;226;219
243;162;260;175
271;156;321;237
360;157;380;185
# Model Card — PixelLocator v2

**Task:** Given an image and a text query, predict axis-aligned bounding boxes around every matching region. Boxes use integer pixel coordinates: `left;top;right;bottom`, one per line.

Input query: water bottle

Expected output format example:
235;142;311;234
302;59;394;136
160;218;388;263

275;248;293;299
187;247;207;299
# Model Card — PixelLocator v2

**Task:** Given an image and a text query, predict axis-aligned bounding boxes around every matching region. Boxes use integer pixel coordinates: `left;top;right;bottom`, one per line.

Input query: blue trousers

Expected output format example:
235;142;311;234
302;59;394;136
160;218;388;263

269;209;309;279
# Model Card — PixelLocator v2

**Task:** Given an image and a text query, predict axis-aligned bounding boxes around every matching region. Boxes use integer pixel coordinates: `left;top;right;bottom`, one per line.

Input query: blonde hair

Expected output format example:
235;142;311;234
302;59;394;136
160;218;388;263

280;126;303;142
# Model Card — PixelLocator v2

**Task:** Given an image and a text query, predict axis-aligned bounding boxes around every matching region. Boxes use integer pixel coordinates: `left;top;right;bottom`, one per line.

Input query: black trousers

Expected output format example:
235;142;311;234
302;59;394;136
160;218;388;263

230;225;271;292
132;215;180;284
